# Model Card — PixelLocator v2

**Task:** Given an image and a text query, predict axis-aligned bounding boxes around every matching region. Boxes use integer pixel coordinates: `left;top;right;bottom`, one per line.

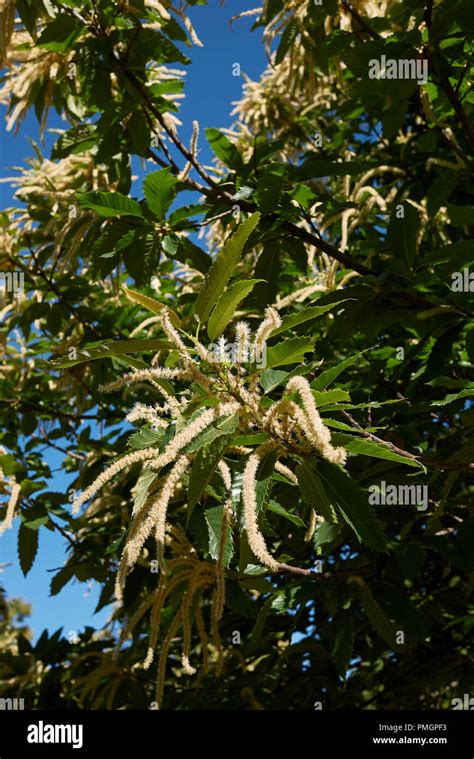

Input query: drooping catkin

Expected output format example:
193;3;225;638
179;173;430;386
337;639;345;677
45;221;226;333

286;376;347;464
242;448;280;571
126;403;169;427
235;321;251;364
126;454;191;572
113;592;155;660
0;480;21;536
155;611;182;709
143;570;191;670
304;508;318;542
214;460;233;620
73;448;159;514
252;306;282;354
99;367;191;394
150;402;239;471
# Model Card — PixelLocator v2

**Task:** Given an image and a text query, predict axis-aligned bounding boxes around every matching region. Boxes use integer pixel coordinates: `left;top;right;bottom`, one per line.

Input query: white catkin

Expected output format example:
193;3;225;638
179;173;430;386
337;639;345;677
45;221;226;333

242;451;279;571
235;321;251;364
99;367;191;394
252;306;282;355
72;448;158;513
126;454;191;570
150;402;240;471
286;376;347;465
0;481;21;536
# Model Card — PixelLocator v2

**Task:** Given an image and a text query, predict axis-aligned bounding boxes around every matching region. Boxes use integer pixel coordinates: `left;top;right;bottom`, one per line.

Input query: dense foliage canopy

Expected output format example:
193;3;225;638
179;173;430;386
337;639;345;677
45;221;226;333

0;0;472;710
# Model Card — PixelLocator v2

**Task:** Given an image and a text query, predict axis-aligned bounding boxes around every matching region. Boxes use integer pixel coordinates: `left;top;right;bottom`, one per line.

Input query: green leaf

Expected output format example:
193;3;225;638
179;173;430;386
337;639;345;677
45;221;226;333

143;169;177;219
272;301;350;336
37;14;84;52
313;521;341;548
260;362;321;394
311;350;369;390
188;435;230;512
431;388;474;406
298;157;372;178
275;19;298;64
122;286;181;327
77;192;144;218
18;524;39;577
316;461;386;551
52;125;96;159
312;389;351;406
128;428;163;451
359;585;399;647
48;339;173;368
296;462;336;523
205;128;243;171
194;212;260;323
387;202;420;268
185;413;239;453
267;500;305;527
332;610;354;676
372;581;429;639
261;336;315;371
50;565;75;597
132;468;158;517
447;203;474;226
205;504;233;568
207;279;263;340
331;433;425;470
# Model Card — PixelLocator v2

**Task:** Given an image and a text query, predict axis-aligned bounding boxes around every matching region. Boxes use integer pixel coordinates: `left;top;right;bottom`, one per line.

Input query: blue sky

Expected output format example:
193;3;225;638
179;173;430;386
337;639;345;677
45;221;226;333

0;0;266;641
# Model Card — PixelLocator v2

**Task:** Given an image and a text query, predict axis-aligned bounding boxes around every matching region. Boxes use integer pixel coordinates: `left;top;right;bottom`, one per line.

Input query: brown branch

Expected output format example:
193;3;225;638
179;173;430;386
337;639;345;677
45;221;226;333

341;1;381;40
341;410;474;471
425;49;474;152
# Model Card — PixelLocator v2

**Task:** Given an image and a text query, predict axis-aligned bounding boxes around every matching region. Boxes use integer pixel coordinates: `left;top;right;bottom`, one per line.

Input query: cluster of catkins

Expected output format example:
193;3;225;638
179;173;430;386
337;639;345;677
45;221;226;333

71;306;346;705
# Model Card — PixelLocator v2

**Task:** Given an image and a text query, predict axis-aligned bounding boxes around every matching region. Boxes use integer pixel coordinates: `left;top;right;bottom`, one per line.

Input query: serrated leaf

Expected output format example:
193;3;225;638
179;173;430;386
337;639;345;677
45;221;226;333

122;286;181;327
260;336;315;372
205;505;233;568
18;524;38;577
132;468;158;517
207;279;263;340
205;128;244;171
359;585;399;647
272;301;350;336
311;350;369;391
312;389;351;406
316;461;386;551
431;388;474;406
143;168;177;219
50;565;75;596
387;201;420;268
296;462;336;523
37;14;84;51
275;19;298;64
77;191;144;218
194;212;260;323
331;433;425;470
188;435;230;514
48;339;173;368
313;521;341;548
185;412;239;453
332;610;354;676
267;500;305;527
